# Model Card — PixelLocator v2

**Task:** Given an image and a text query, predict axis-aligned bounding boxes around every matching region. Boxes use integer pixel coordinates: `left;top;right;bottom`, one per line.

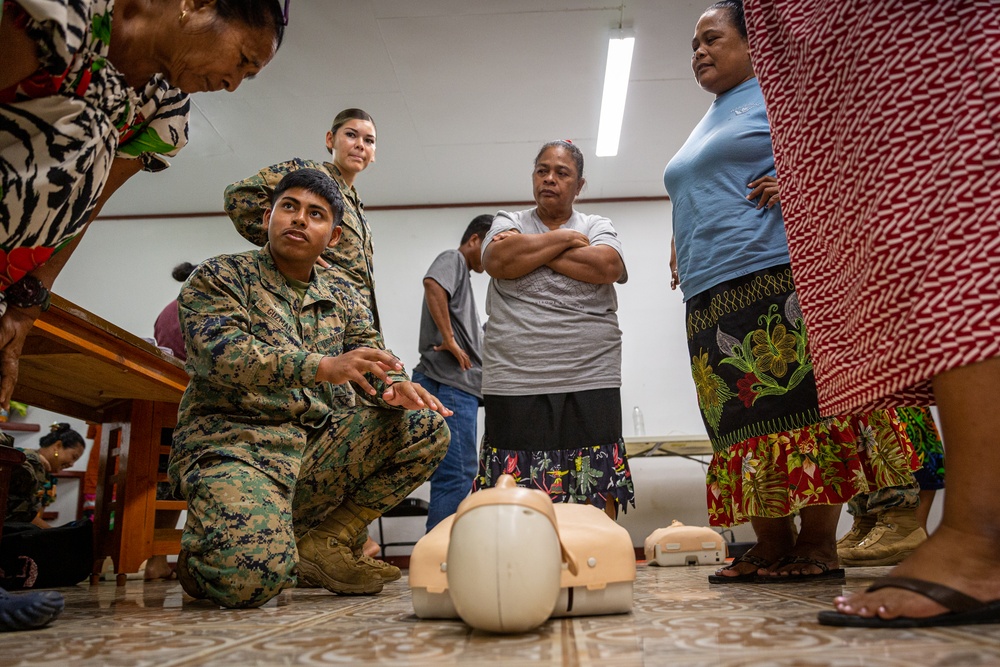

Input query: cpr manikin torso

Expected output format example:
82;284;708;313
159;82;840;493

409;475;635;633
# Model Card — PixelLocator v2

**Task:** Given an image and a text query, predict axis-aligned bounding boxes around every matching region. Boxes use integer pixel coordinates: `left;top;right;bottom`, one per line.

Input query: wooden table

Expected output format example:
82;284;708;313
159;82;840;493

624;435;714;461
11;294;189;584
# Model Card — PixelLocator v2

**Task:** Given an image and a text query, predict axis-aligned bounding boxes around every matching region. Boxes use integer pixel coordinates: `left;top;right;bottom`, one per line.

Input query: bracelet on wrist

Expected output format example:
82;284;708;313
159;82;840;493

5;275;51;311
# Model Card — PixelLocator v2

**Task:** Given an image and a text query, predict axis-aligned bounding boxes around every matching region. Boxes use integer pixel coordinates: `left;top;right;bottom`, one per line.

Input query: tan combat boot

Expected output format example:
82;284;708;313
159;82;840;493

296;499;385;595
839;507;927;567
836;514;878;556
350;532;401;583
355;553;402;582
297;531;402;588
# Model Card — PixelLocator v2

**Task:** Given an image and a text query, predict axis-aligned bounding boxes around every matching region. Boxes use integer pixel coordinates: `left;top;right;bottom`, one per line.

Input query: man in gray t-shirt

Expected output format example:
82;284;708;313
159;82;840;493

413;214;493;530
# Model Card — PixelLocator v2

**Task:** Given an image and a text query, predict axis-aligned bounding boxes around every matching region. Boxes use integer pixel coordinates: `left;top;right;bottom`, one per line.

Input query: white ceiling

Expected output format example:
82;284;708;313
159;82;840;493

102;0;714;216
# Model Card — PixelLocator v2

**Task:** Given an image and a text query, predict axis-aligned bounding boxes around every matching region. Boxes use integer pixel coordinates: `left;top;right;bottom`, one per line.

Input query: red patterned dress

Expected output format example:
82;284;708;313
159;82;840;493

744;0;1000;415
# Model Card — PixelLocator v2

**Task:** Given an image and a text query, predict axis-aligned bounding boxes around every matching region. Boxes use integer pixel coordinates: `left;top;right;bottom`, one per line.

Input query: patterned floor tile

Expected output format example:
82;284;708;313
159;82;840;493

4;564;999;666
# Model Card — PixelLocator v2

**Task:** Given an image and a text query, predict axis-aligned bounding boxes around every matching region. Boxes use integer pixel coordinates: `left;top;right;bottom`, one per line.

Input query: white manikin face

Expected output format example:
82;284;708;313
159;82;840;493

447;503;563;633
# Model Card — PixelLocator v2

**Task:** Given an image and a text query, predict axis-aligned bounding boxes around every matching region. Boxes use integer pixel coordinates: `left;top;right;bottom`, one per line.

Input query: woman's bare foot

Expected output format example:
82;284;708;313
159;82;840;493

757;547;839;577
714;515;795;579
758;504;841;578
829;357;1000;621
830;526;1000;620
362;536;381;559
143;555;176;581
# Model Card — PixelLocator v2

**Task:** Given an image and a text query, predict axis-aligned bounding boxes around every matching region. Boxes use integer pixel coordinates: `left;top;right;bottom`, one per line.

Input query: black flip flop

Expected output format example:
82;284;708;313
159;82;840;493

755;555;845;583
708;553;772;584
818;576;1000;628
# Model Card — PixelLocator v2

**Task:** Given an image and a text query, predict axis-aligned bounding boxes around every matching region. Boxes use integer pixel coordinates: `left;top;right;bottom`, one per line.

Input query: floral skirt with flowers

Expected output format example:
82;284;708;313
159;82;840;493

896;406;945;491
688;265;918;526
475;436;635;514
706;410;918;526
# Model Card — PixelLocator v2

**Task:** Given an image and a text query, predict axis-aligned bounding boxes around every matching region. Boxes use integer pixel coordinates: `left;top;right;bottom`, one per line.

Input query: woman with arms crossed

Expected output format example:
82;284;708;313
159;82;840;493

476;140;634;519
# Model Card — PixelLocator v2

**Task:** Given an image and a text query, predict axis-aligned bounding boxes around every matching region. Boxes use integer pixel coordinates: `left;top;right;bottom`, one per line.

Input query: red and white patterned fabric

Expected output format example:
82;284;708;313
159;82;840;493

744;0;1000;416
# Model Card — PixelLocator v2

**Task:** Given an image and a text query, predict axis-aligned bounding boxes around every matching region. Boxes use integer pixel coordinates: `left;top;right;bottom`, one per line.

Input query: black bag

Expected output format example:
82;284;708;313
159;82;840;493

0;519;93;589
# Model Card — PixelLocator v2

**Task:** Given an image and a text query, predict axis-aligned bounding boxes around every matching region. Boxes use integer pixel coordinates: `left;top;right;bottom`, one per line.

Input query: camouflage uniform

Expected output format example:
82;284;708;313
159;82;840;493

224;160;380;330
224;158;386;570
169;248;449;609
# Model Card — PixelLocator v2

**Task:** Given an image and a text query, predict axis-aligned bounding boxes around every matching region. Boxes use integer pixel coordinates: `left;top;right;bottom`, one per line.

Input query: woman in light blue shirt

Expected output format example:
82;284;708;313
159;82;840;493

663;0;917;585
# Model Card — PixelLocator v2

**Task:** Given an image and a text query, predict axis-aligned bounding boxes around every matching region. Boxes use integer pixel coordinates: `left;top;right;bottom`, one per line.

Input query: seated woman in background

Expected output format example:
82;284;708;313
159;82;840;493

146;261;199;580
1;423;91;625
5;423;85;527
475;140;634;519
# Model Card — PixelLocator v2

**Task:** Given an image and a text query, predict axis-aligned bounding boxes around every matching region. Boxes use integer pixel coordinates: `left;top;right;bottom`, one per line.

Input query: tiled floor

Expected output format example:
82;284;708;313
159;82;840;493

7;565;1000;666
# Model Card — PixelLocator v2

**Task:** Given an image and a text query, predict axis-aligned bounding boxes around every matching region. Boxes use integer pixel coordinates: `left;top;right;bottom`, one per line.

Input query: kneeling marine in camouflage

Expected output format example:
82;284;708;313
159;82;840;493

169;170;451;609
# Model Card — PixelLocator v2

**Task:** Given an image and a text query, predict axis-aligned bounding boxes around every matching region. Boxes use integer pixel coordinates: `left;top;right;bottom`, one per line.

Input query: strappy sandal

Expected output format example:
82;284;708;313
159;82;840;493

755;555;845;583
708;553;773;584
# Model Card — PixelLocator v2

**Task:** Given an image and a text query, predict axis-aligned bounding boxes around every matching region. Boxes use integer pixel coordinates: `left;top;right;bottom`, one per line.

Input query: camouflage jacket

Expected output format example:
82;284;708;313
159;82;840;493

5;449;49;523
170;247;406;489
223;159;380;330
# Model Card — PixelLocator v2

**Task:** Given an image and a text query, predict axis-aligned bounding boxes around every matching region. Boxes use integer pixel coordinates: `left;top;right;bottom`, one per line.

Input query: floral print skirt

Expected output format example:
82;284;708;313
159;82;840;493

706;410;918;526
475;436;635;514
897;406;945;491
688;265;918;527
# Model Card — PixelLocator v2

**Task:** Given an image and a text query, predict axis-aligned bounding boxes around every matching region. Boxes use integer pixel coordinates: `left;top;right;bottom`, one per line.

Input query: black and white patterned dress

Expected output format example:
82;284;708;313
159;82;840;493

0;0;189;293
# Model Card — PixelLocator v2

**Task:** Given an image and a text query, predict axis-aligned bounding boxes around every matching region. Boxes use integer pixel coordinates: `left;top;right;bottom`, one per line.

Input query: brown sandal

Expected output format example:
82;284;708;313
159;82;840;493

755;555;845;583
708;553;772;584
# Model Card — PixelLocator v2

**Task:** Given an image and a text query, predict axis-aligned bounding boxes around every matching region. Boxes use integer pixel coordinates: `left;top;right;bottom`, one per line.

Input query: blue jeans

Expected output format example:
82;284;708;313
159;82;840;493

413;371;480;531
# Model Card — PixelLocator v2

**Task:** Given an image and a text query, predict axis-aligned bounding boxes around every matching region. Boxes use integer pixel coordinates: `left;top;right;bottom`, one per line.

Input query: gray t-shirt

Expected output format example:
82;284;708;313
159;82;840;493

413;248;483;398
481;208;627;395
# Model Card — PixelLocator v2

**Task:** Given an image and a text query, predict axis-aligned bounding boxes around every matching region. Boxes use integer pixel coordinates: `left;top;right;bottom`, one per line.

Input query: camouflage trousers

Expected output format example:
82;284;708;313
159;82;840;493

176;406;448;608
846;480;920;517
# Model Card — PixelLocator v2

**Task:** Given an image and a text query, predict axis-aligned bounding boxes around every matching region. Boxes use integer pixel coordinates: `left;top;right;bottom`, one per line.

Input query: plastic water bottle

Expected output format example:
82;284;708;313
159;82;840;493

632;406;646;436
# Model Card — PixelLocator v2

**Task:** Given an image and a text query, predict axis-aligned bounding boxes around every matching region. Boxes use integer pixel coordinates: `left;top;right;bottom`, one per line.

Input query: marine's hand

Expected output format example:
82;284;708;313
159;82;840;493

0;306;38;409
382;382;453;416
434;337;472;371
317;348;402;396
747;175;780;209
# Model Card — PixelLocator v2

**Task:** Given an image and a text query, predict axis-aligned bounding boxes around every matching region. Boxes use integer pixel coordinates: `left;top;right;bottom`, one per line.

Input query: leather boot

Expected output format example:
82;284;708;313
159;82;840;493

296;499;385;595
297;531;402;586
354;552;402;582
350;531;401;582
836;514;878;554
839;507;927;567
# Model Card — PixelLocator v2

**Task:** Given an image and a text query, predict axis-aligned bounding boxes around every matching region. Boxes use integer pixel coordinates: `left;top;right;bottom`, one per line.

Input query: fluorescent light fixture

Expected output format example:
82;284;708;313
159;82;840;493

596;33;635;157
